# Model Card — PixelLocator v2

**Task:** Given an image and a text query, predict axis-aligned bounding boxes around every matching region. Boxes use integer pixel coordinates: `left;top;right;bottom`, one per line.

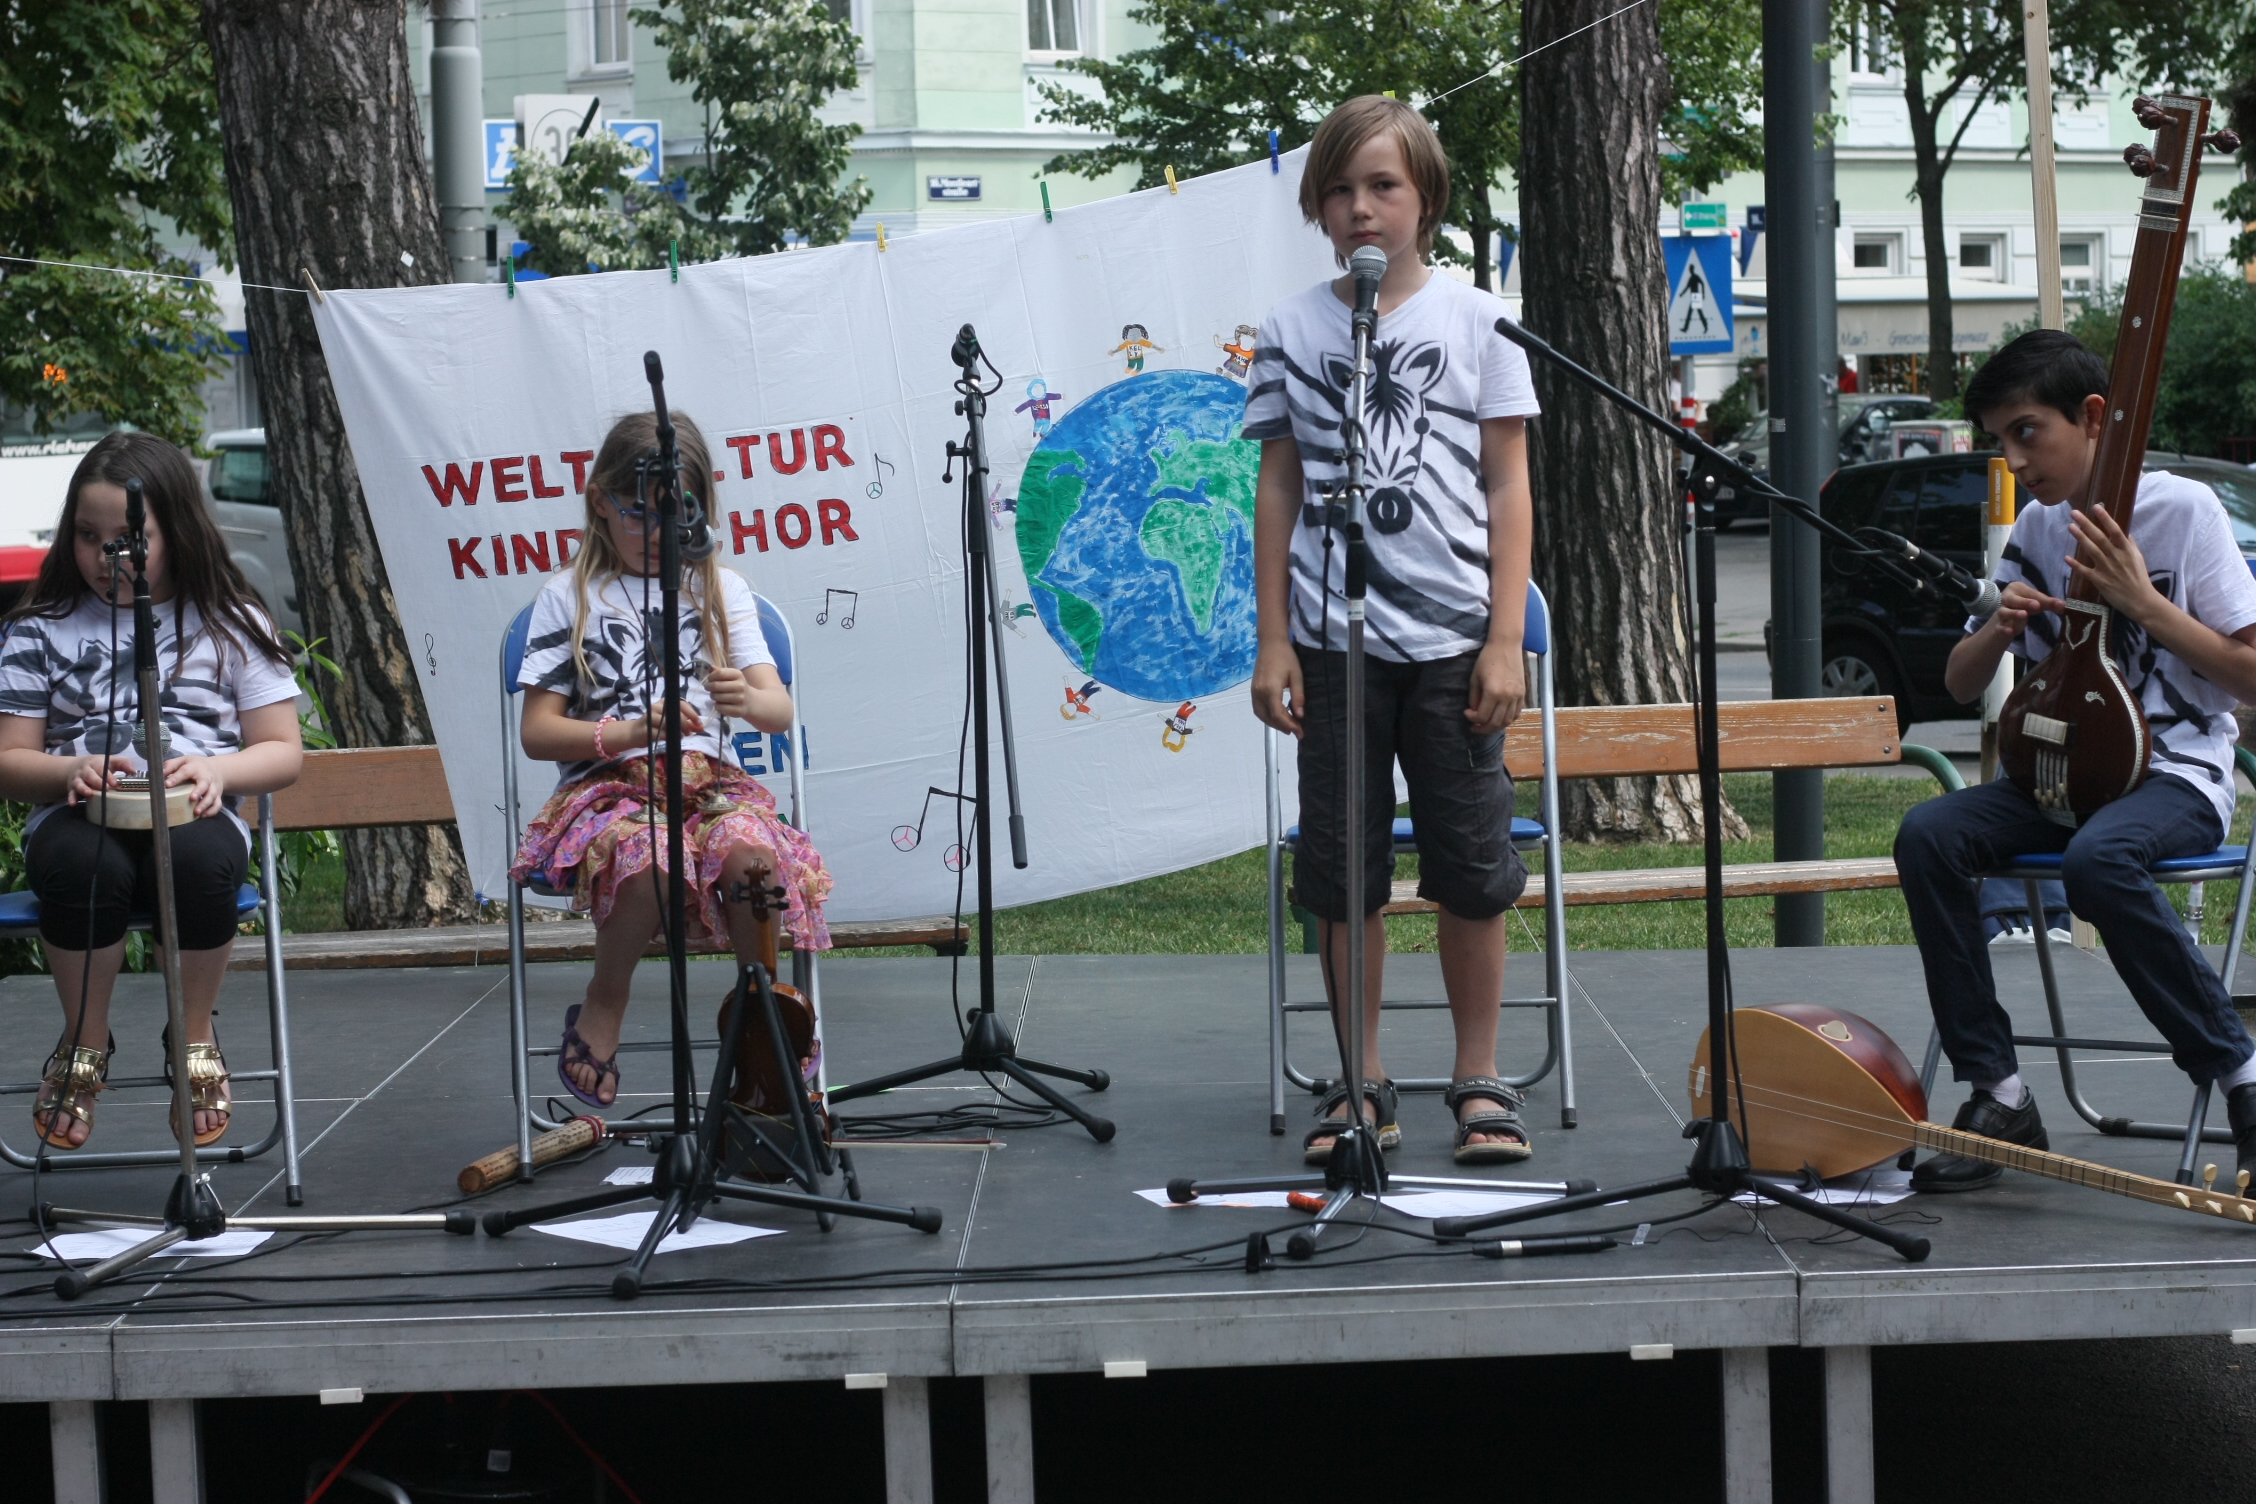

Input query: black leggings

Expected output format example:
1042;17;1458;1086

24;806;248;952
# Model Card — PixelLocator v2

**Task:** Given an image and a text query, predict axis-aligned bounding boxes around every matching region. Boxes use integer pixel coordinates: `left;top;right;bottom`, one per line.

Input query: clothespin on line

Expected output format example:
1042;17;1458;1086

504;254;515;298
1382;89;1396;98
299;267;326;305
1040;181;1053;222
876;222;888;251
1164;165;1178;194
1269;129;1280;173
669;238;680;282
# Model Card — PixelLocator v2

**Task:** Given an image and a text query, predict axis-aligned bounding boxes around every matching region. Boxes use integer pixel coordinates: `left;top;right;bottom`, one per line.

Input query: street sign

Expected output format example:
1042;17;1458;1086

1664;235;1734;355
1681;201;1728;232
483;120;516;191
606;120;663;183
927;175;983;201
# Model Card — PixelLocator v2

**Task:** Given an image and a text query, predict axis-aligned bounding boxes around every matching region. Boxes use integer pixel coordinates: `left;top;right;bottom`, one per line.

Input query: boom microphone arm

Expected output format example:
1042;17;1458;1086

1491;318;1966;608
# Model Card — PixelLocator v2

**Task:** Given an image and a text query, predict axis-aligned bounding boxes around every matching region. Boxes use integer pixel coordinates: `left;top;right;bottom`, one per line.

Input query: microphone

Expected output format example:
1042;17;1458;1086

1865;529;2002;617
951;323;981;372
125;477;144;537
1348;245;1387;342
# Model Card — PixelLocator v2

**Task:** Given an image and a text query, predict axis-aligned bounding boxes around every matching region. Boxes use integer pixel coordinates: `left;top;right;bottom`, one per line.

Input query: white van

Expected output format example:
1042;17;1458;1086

0;407;120;608
204;429;303;638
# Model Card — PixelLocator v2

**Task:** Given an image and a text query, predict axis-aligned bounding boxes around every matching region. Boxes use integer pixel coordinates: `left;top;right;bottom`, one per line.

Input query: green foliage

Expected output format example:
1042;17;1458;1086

498;132;729;278
631;0;870;254
2052;270;2256;457
1034;0;1763;285
1705;372;1760;444
0;2;232;447
277;632;342;900
2213;25;2256;263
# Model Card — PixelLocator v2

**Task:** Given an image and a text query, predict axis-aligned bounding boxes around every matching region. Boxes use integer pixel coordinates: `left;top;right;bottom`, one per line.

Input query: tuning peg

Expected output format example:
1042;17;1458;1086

2132;95;2168;129
2203;1163;2219;1191
2123;143;2157;178
2205;129;2243;154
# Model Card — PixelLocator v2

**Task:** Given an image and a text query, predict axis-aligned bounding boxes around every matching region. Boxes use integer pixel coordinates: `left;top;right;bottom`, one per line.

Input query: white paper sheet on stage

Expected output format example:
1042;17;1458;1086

312;151;1335;920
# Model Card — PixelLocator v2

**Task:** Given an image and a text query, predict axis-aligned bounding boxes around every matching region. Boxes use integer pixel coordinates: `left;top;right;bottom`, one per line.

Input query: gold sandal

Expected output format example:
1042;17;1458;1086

34;1045;109;1150
180;1042;232;1148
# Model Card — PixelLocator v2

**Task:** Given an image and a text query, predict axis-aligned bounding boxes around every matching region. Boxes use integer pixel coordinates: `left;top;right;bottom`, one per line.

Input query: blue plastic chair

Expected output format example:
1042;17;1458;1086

0;796;304;1198
497;593;819;1176
1263;581;1575;1132
1916;745;2256;1186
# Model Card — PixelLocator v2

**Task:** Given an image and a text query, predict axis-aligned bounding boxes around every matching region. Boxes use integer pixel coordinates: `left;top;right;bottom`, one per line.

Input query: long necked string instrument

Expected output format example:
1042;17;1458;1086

1690;1003;2256;1226
1998;95;2241;825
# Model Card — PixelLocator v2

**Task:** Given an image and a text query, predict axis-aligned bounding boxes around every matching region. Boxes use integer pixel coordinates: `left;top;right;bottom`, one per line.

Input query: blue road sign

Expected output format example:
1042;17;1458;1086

484;120;517;191
1664;235;1734;356
606;120;663;183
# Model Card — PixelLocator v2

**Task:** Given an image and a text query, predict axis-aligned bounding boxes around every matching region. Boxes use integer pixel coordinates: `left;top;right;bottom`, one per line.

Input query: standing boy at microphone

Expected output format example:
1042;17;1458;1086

1245;95;1543;1165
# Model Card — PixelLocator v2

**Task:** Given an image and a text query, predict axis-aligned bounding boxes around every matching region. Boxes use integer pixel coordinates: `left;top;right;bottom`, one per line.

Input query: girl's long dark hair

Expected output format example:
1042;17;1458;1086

9;431;291;669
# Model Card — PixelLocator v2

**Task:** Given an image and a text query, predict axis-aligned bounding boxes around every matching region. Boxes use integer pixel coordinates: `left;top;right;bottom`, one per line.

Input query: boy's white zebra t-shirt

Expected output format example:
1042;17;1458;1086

517;568;774;787
1242;273;1540;662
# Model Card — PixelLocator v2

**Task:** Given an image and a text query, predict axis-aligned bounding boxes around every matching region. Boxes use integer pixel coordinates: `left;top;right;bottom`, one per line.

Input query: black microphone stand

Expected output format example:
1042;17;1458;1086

1425;320;1931;1260
827;324;1116;1140
483;352;942;1300
46;481;476;1299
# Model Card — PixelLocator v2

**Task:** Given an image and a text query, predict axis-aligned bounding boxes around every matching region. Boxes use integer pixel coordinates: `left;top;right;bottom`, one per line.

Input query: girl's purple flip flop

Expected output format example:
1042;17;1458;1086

557;1003;620;1109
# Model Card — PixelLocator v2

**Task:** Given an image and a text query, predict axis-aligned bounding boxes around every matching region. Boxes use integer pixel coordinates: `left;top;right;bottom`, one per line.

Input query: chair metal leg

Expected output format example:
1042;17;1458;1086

1266;727;1288;1136
1919;1026;1943;1100
2176;1081;2212;1186
507;880;538;1175
258;797;304;1205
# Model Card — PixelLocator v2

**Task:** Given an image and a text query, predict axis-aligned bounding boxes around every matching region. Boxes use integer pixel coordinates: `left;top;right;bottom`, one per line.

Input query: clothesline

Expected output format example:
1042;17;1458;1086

0;252;303;295
1425;0;1659;108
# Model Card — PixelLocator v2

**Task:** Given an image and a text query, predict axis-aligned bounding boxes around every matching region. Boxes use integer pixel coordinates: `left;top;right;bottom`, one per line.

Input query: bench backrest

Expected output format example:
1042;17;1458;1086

274;695;1902;832
1504;696;1902;781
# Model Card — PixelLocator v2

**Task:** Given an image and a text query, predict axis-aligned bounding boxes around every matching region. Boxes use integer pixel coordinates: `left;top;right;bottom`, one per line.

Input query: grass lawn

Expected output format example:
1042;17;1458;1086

281;773;2254;957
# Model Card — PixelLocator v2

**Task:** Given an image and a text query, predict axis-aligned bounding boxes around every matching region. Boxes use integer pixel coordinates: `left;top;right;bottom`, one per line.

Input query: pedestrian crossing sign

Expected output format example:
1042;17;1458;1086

1664;236;1734;355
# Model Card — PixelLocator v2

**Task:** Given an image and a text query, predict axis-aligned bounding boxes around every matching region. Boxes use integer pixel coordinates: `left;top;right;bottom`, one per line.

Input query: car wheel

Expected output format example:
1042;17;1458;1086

1821;638;1910;732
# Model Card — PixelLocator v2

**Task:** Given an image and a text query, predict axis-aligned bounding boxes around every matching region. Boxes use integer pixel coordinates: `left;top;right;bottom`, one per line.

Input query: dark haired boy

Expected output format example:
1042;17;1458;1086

1246;95;1541;1164
1894;329;2256;1190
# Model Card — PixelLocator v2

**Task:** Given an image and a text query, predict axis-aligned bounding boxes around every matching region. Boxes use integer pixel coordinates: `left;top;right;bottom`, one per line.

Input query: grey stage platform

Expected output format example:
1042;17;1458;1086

3;942;2254;1502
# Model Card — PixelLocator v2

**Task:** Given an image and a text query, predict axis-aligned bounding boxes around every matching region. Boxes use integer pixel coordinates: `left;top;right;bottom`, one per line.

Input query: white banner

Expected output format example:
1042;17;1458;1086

313;151;1334;921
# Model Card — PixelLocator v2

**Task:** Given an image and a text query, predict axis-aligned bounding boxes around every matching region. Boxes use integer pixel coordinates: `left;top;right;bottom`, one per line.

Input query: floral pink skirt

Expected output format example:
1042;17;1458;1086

510;753;833;951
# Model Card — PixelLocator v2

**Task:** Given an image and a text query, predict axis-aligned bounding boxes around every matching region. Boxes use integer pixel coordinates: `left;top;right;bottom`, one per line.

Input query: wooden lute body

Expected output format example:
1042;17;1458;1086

1997;94;2236;826
1689;1003;2256;1225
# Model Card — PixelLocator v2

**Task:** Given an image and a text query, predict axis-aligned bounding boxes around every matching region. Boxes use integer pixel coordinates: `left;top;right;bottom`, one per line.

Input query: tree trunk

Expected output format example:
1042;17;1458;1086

1520;0;1745;842
201;0;474;927
1905;82;1957;400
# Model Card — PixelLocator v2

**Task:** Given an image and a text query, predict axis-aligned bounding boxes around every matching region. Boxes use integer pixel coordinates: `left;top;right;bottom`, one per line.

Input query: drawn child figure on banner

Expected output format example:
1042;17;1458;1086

1015;379;1063;438
1110;324;1164;374
1215;326;1258;381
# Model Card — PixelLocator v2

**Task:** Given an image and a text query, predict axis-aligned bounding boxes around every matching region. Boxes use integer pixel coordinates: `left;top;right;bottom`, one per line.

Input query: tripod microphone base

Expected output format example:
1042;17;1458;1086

828;1007;1116;1143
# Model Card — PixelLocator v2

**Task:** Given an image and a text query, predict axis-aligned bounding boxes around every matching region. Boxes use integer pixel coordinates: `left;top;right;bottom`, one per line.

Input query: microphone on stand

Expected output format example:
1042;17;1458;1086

1859;529;2002;618
1348;245;1387;342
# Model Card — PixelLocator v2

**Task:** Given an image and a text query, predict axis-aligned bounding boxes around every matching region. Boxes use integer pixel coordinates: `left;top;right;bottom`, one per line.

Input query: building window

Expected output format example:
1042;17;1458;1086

1847;8;1894;76
1851;234;1901;274
1958;234;2006;281
2060;236;2101;292
1028;0;1079;53
592;0;630;67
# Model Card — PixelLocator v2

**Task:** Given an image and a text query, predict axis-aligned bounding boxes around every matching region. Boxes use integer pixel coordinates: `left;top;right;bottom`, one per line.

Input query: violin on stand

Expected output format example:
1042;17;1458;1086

1998;94;2240;825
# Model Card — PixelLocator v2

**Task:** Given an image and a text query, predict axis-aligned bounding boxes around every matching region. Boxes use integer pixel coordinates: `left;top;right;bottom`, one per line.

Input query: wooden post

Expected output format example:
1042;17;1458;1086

2024;0;2064;329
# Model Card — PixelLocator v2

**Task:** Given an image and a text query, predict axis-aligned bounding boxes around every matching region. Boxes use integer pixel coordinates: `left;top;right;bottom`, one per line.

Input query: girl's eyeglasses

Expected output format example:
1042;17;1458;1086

597;491;659;532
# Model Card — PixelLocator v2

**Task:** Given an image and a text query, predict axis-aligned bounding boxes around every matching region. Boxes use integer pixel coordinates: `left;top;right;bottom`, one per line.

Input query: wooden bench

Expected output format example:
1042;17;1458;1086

1288;695;1958;936
229;745;968;970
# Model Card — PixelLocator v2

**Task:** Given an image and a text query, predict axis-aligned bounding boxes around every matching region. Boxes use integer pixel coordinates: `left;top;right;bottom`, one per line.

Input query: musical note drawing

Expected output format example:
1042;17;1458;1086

867;452;895;500
1162;701;1197;752
891;785;973;871
422;633;438;676
1062;679;1104;721
816;588;858;629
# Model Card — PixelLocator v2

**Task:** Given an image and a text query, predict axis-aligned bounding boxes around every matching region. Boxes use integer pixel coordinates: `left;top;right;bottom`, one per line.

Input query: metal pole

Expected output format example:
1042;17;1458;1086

2023;0;2065;330
430;0;488;285
1765;0;1826;946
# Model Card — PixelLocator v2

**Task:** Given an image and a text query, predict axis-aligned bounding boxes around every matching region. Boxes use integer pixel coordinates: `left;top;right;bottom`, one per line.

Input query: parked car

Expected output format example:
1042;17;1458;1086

1777;450;2256;731
1705;396;1945;531
204;428;304;639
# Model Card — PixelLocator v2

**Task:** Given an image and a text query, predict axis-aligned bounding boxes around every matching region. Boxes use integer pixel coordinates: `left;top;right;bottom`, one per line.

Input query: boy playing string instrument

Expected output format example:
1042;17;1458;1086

1896;329;2256;1191
1246;96;1542;1165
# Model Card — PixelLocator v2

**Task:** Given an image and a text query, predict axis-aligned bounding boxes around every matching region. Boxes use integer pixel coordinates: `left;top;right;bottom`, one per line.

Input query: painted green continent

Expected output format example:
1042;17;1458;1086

1014;447;1085;582
1139;500;1229;635
1041;583;1104;672
1151;435;1260;534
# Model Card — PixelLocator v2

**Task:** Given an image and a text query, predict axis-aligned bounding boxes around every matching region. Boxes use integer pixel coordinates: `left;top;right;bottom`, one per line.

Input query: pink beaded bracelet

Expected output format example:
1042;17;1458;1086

593;715;615;760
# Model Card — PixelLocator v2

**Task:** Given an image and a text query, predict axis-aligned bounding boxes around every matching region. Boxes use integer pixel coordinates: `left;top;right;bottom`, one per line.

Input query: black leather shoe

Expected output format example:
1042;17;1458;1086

2226;1082;2256;1190
1910;1089;2048;1193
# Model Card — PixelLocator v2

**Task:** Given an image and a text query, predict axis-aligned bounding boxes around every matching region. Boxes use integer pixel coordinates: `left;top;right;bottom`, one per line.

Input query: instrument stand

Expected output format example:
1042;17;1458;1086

483;353;939;1300
1426;326;1931;1261
44;481;474;1300
827;325;1115;1143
